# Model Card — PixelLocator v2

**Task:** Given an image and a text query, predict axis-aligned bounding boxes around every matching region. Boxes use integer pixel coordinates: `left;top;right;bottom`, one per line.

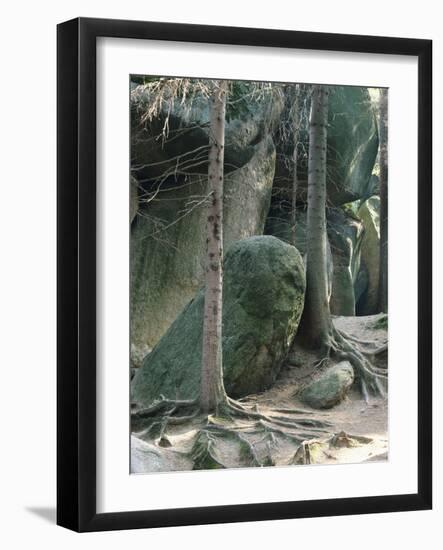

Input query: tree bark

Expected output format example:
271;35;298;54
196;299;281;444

299;85;332;349
296;87;386;396
200;80;228;414
291;85;300;245
378;88;388;313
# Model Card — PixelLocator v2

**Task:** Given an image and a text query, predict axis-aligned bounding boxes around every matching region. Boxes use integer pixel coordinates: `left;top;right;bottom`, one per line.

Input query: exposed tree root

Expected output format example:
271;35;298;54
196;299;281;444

191;430;225;469
190;415;332;469
190;421;270;470
131;317;387;470
272;407;315;415
209;416;328;446
202;423;264;467
131;396;199;432
218;397;332;432
132;394;334;470
131;395;198;417
335;328;387;351
317;327;388;400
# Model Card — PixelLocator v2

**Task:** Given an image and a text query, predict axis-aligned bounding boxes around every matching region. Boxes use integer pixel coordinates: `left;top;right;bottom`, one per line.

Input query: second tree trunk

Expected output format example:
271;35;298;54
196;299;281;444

299;85;332;350
200;80;228;414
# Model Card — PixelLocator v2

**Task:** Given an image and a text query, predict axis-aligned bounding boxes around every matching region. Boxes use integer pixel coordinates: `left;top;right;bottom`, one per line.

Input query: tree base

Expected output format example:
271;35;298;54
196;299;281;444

317;326;388;400
132;396;333;469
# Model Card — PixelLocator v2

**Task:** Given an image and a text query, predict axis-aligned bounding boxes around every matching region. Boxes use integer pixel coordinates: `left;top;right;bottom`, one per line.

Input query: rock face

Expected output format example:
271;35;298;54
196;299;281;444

357;196;380;314
273;86;379;207
326;87;379;205
131;236;306;405
131;81;283;182
328;208;364;316
130;137;276;354
300;362;355;409
265;86;375;316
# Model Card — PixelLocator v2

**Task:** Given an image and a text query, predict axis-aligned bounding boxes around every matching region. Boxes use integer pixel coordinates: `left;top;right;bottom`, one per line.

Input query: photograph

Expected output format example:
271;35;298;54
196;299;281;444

0;0;436;543
129;76;389;473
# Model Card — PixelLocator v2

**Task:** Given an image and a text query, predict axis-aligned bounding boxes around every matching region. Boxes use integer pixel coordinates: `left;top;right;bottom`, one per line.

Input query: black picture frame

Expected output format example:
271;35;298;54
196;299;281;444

57;17;432;532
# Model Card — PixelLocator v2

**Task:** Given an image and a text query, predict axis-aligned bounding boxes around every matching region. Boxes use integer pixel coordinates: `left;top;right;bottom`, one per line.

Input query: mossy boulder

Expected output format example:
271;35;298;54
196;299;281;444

300;362;354;409
131;236;306;405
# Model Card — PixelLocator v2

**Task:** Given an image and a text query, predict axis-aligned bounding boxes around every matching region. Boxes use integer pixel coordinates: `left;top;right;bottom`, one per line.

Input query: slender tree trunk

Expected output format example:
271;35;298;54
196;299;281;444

291;85;300;245
297;87;386;396
378;88;388;313
200;80;228;414
299;85;332;349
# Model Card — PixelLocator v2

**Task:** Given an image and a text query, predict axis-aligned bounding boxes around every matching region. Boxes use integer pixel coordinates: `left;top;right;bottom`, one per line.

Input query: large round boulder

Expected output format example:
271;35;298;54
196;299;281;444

131;236;306;405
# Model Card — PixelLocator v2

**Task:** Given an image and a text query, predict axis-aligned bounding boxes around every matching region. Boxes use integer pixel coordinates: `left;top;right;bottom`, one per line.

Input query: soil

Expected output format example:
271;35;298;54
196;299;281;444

131;313;388;473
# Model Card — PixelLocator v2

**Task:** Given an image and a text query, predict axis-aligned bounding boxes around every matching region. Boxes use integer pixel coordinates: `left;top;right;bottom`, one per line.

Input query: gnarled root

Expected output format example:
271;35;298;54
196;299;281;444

318;327;388;400
193;398;333;468
191;429;225;470
132;394;334;470
131;396;199;432
190;411;332;469
218;397;332;432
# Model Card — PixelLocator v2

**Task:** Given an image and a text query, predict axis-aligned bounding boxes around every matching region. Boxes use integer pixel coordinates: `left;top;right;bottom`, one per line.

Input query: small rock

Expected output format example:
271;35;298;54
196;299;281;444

330;431;372;448
300;362;354;409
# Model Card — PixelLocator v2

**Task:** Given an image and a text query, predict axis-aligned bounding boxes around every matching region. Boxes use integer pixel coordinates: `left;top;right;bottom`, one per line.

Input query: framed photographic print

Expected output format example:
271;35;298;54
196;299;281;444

57;17;432;532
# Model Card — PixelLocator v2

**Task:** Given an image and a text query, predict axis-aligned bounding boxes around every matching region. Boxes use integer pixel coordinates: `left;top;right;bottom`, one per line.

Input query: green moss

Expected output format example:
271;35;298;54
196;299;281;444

373;314;388;330
131;236;306;405
191;433;225;470
238;439;257;464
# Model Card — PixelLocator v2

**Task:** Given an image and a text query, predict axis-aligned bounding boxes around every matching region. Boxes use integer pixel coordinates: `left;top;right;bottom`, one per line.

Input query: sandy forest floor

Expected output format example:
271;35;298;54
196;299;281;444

131;314;388;473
